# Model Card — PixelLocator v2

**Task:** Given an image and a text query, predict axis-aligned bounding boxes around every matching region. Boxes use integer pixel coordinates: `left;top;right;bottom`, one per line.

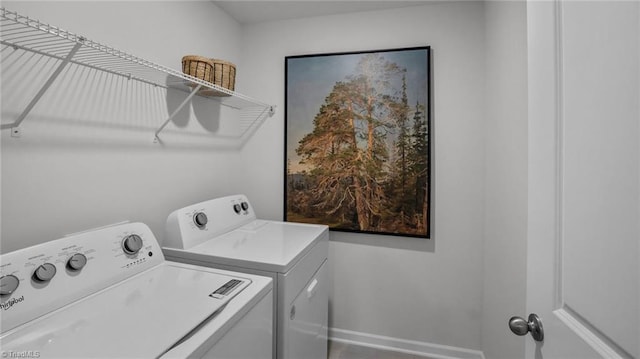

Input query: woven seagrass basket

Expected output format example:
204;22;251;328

211;59;236;91
181;56;236;97
181;55;214;83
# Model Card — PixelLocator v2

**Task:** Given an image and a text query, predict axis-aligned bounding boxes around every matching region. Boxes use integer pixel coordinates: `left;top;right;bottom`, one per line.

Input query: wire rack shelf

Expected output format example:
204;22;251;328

0;7;275;143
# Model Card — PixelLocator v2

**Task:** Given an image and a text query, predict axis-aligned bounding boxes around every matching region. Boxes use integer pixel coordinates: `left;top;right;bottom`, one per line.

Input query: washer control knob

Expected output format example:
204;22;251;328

122;234;143;255
241;202;249;211
193;212;208;229
233;204;241;214
33;263;57;282
67;253;88;271
0;275;20;296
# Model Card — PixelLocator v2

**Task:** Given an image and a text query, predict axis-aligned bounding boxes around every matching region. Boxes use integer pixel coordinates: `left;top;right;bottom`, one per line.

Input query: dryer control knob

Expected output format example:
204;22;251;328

122;234;143;255
0;274;19;296
33;263;57;282
193;212;208;229
67;253;88;271
241;202;249;211
233;204;241;214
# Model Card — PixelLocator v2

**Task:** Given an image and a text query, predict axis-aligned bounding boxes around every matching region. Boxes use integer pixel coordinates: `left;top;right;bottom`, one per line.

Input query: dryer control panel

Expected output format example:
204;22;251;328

0;222;164;334
164;194;256;250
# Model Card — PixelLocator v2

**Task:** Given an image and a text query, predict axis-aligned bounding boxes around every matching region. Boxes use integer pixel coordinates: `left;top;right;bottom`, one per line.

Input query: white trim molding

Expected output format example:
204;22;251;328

554;308;626;359
329;327;485;359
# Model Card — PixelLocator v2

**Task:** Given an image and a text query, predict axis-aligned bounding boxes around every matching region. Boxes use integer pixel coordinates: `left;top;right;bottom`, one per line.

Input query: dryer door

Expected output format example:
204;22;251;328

287;260;328;359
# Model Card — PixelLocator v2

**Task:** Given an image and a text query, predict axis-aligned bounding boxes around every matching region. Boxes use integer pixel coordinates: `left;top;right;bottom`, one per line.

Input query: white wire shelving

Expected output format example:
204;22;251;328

0;7;275;143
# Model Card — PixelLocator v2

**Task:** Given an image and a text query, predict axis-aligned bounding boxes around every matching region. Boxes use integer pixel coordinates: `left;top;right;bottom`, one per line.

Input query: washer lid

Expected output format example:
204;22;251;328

0;263;250;358
186;220;328;273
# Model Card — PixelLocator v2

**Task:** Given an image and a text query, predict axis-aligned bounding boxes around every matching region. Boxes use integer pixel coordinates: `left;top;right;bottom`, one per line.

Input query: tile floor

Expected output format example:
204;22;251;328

328;340;431;359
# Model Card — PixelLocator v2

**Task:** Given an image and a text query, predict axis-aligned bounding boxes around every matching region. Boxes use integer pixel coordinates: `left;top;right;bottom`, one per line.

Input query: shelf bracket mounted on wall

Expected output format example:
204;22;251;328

0;40;84;137
153;84;203;143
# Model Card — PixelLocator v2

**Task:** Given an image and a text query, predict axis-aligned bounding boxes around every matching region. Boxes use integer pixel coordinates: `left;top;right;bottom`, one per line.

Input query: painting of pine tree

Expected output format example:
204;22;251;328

285;47;431;238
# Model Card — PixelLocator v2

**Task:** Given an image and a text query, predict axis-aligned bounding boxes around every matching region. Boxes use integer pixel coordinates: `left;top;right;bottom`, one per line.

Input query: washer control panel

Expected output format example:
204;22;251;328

0;222;164;334
164;194;256;250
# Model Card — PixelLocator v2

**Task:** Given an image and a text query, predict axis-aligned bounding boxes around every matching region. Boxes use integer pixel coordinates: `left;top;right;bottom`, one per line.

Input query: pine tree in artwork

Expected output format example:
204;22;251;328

408;101;429;233
296;54;405;231
387;74;412;227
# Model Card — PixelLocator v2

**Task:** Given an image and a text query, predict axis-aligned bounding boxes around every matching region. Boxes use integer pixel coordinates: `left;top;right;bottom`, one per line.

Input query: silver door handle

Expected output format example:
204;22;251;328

509;313;544;342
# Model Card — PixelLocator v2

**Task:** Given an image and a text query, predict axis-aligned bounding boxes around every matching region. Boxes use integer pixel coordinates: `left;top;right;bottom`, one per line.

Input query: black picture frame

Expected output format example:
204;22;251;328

285;46;431;238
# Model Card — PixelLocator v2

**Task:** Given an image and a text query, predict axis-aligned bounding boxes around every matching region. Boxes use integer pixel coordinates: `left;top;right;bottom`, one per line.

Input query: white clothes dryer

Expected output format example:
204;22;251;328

0;222;273;359
163;194;329;359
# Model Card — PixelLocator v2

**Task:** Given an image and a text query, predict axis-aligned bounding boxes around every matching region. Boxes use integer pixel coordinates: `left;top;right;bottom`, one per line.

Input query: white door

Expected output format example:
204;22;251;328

525;1;639;358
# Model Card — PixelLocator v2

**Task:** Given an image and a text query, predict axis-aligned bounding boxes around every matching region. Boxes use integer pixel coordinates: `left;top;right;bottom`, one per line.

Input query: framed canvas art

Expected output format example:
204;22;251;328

285;46;431;238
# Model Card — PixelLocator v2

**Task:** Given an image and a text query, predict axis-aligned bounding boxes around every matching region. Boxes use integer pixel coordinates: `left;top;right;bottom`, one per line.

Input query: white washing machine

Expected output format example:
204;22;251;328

163;194;329;359
0;222;273;358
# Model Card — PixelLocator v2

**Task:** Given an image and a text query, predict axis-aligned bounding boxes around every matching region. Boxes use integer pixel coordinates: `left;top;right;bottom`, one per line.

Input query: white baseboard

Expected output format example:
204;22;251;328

329;327;485;359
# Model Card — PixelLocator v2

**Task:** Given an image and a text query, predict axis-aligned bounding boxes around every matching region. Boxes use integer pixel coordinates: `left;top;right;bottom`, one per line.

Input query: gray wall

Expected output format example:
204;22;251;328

482;2;528;359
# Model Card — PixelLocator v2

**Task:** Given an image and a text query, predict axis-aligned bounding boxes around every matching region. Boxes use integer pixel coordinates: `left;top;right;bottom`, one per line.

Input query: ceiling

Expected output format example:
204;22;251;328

212;1;436;25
